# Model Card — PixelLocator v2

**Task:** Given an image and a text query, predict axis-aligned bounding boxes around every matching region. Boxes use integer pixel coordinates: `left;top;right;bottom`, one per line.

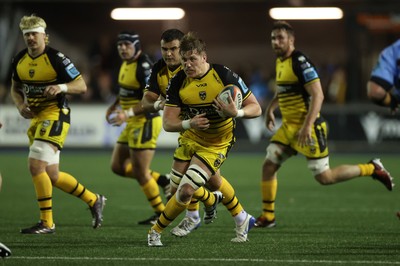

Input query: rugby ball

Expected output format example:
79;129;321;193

217;84;243;109
216;84;243;118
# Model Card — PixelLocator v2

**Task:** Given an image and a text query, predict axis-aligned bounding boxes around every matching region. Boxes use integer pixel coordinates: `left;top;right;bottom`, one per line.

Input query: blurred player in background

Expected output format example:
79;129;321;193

367;39;400;114
255;20;394;228
367;39;400;218
0;175;12;257
143;29;258;238
10;14;106;234
105;31;170;225
147;32;262;246
0;123;11;257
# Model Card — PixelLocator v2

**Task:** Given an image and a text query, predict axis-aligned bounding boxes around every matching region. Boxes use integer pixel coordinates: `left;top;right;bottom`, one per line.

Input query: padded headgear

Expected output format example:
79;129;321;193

118;31;141;56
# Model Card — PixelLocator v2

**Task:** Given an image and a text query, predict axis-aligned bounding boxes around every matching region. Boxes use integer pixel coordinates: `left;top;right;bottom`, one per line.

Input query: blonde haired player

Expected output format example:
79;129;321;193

142;29;254;239
147;32;262;246
11;14;106;234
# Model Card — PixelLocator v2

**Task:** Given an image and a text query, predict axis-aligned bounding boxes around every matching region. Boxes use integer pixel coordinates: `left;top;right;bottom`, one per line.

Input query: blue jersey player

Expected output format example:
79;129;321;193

367;39;400;219
367;39;400;114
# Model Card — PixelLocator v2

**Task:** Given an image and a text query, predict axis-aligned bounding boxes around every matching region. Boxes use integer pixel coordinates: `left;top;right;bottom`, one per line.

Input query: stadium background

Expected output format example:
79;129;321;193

0;2;399;264
0;0;400;152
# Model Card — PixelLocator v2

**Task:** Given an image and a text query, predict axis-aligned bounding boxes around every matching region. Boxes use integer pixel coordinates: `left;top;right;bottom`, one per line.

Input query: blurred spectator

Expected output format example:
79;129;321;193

248;67;275;110
327;66;347;104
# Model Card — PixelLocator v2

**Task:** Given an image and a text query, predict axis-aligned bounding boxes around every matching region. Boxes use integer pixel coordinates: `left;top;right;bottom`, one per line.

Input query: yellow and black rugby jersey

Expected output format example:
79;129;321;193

145;59;182;98
166;64;252;141
11;46;81;115
275;50;320;125
118;53;153;112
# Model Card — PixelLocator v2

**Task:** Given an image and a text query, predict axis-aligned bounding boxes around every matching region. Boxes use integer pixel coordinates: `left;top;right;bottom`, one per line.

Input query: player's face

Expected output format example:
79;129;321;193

161;39;181;69
181;49;207;78
271;29;293;58
117;41;136;61
23;32;46;51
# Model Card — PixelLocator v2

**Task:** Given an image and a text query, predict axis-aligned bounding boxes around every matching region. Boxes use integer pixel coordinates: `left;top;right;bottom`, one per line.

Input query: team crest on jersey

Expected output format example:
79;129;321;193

40;120;50;136
29;69;35;78
214;153;226;167
133;128;140;145
199;91;206;101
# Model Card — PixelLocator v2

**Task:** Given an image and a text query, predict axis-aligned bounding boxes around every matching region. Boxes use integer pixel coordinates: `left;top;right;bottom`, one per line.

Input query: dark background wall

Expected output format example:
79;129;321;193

1;0;400;103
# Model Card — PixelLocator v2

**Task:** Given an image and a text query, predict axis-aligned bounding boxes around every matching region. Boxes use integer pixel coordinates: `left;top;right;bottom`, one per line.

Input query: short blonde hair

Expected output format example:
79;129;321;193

19;14;47;31
19;15;49;44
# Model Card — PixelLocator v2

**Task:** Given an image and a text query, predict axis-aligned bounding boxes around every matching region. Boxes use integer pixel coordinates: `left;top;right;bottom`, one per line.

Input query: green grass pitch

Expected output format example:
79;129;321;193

0;150;399;265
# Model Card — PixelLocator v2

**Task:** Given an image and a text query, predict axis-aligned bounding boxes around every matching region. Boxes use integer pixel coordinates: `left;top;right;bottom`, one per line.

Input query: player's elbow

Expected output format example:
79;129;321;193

75;78;87;94
254;104;262;117
79;84;87;94
366;81;385;101
162;121;174;132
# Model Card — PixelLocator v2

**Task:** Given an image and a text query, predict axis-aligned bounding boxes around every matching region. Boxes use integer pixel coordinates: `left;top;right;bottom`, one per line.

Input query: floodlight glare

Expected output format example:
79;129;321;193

111;8;185;20
269;7;343;20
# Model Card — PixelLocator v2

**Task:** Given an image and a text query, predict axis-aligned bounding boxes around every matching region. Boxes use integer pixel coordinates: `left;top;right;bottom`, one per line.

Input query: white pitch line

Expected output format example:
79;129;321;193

6;256;400;264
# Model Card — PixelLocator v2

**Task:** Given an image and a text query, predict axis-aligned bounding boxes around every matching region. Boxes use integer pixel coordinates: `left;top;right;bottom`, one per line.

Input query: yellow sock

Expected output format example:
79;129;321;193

32;172;53;227
193;187;215;207
219;176;243;216
150;170;161;182
55;172;97;207
261;179;278;221
187;198;200;212
358;163;375;176
152;195;188;233
141;178;165;213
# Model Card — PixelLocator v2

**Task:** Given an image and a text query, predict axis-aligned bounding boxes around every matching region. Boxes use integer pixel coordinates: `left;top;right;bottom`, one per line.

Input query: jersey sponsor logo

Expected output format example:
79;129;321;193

276;85;291;93
199;91;206;100
302;67;318;82
119;87;142;98
188;106;216;116
65;64;80;79
23;84;46;96
196;83;207;87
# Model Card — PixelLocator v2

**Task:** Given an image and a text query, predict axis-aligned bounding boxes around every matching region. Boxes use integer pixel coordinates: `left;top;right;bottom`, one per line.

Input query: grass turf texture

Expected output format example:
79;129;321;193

0;150;399;265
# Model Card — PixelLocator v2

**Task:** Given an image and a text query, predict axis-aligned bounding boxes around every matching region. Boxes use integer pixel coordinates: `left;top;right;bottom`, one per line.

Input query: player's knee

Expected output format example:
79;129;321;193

265;143;290;165
176;184;193;203
180;164;209;191
169;169;183;189
314;172;334;185
308;157;330;184
110;164;126;177
29;140;59;165
263;159;280;176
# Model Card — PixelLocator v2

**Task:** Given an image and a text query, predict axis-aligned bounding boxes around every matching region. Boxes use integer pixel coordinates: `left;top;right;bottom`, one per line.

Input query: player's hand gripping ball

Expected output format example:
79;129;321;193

216;84;243;118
